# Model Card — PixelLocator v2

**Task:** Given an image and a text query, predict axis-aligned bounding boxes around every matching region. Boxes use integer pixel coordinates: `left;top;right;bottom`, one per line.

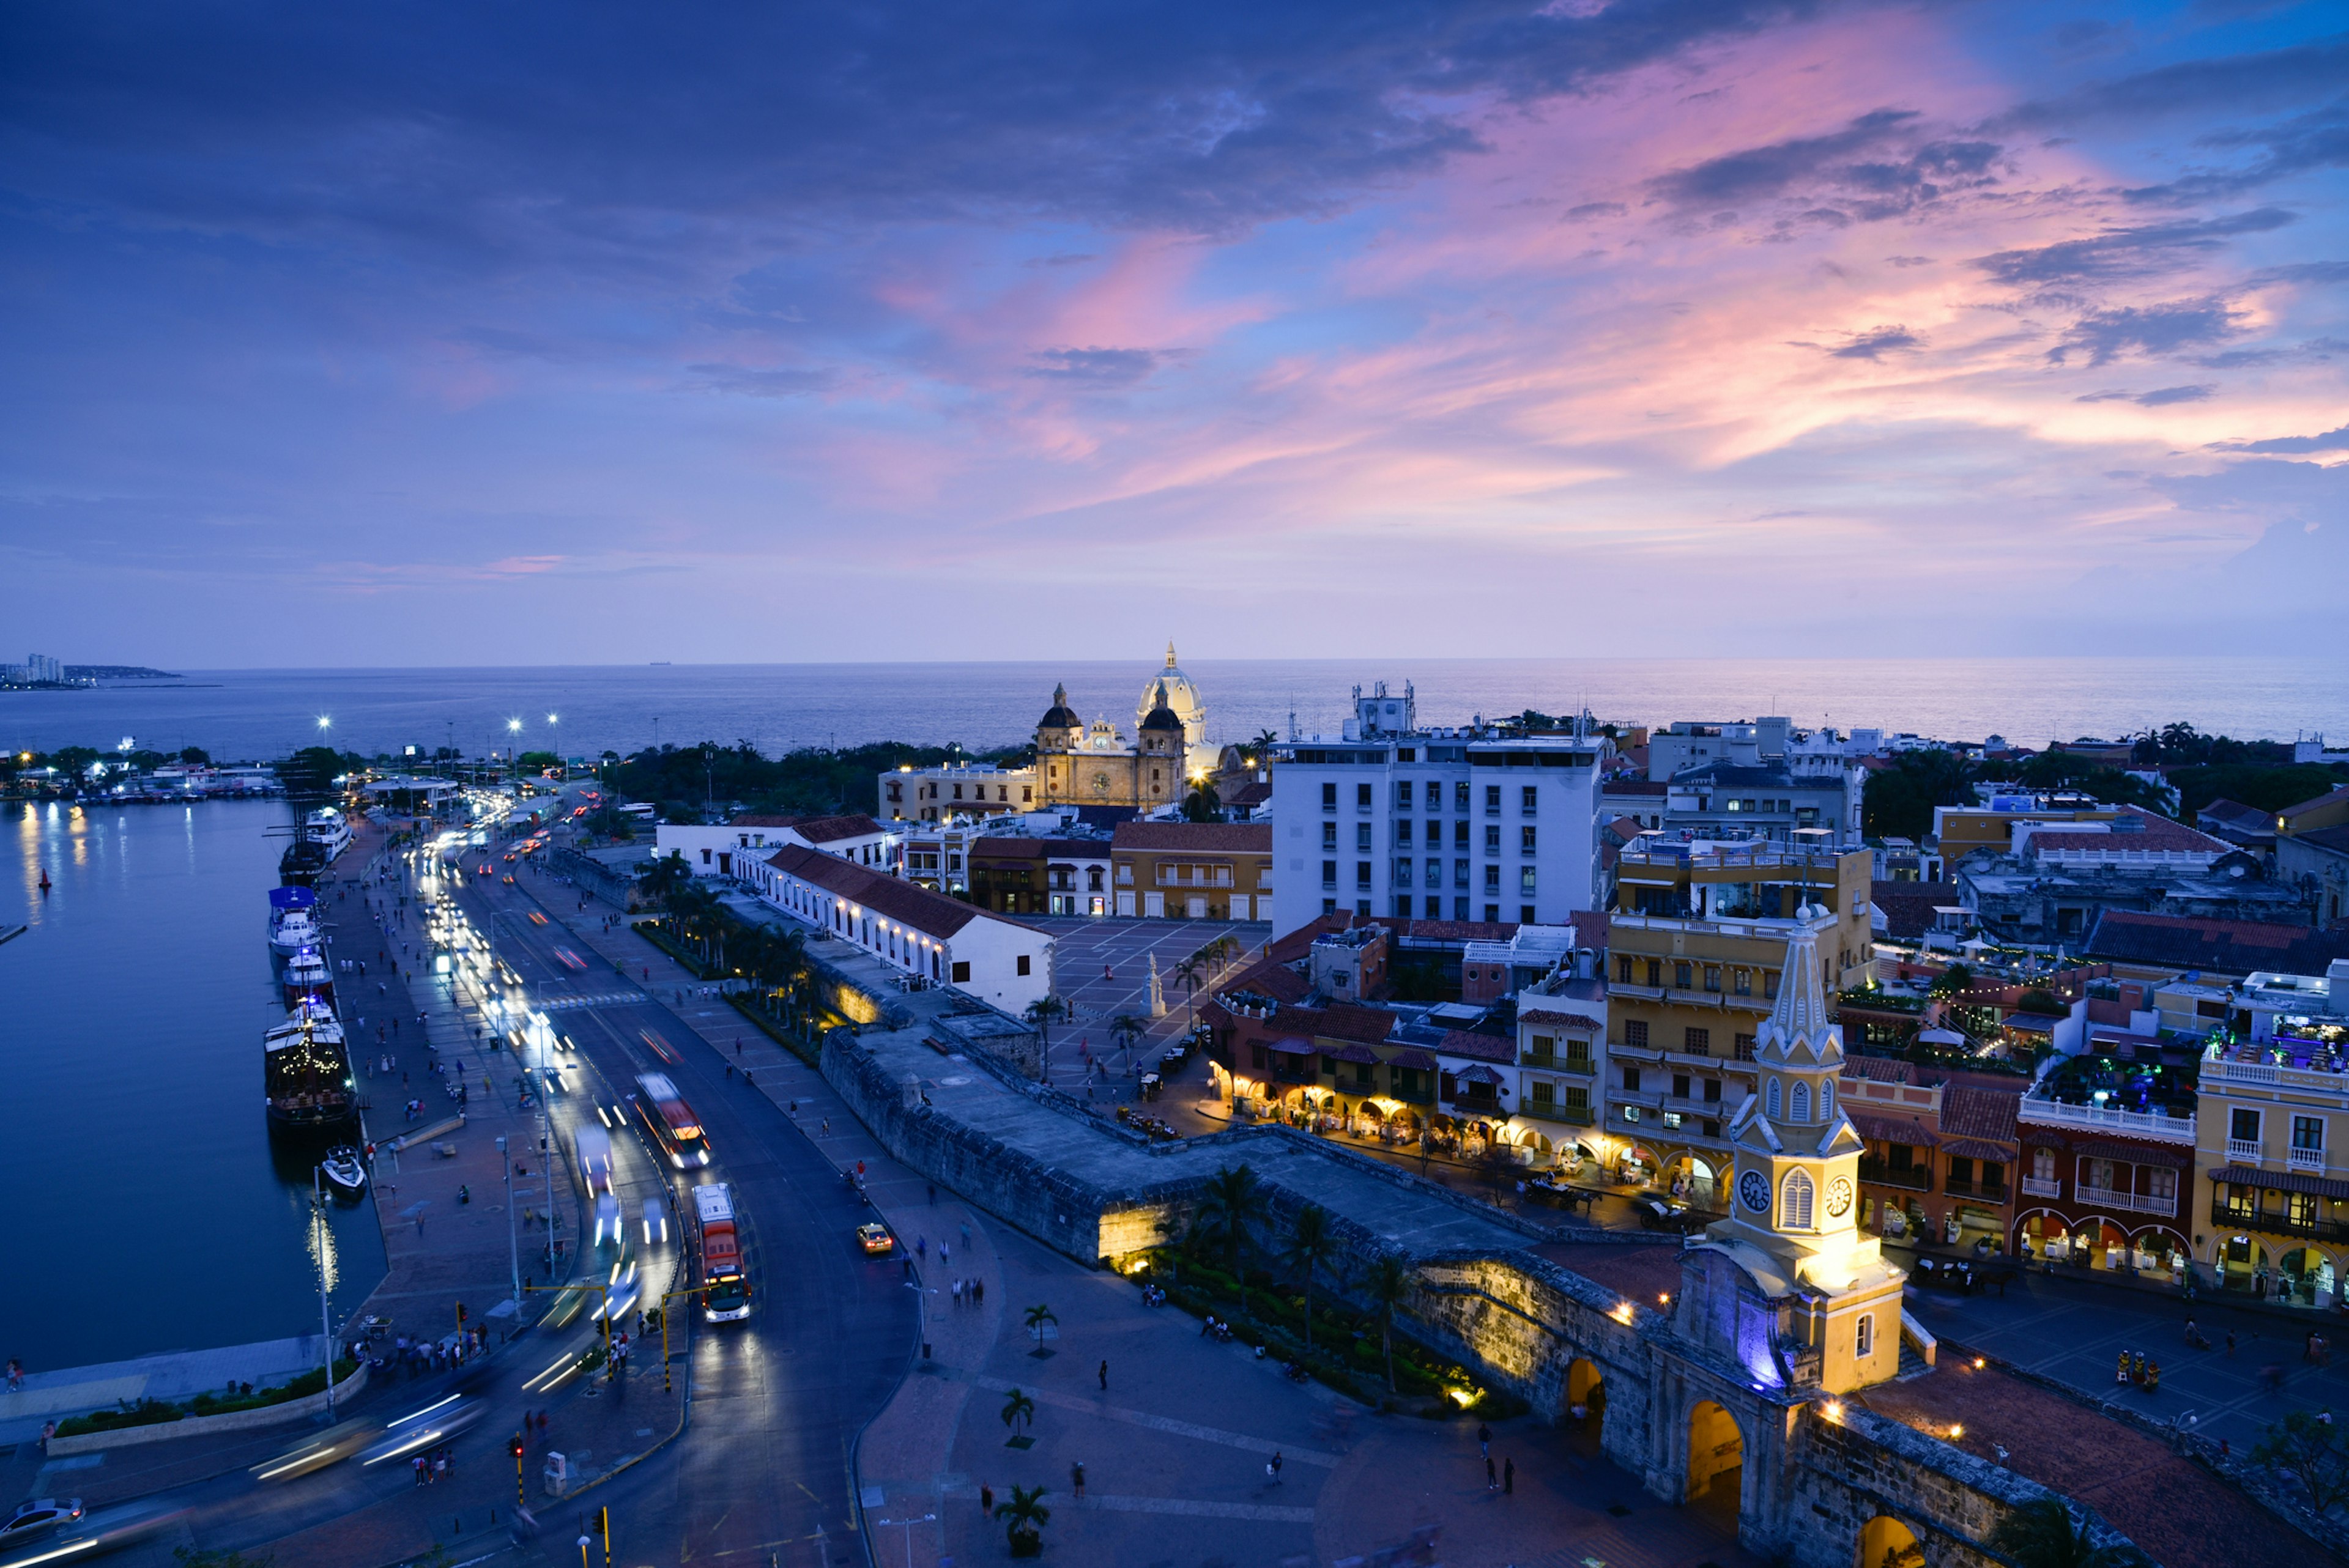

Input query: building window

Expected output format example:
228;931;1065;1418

1624;1019;1649;1049
1484;823;1501;853
1734;967;1751;996
1675;962;1693;989
951;961;971;983
1356;861;1372;889
1618;955;1635;984
1519;867;1536;894
1521;785;1538;815
1685;1027;1710;1056
1767;1080;1782;1119
1821;1081;1834;1119
1792;1082;1810;1122
1704;1078;1721;1102
2295;1116;2325;1152
1483;864;1500;892
1397;820;1413;846
1764;971;1779;999
1357;783;1374;809
1623;1066;1642;1092
1357;822;1374;852
1321;860;1337;888
1856;1314;1874;1358
1396;895;1414;919
1395;858;1412;884
1521;826;1537;852
1672;1073;1691;1099
1454;821;1469;848
1485;785;1501;814
1781;1169;1814;1229
1646;959;1663;987
1703;966;1721;993
1735;1033;1757;1060
2231;1108;2262;1145
1016;955;1032;976
1398;781;1414;808
1323;782;1338;810
2031;1147;2056;1182
1322;822;1338;851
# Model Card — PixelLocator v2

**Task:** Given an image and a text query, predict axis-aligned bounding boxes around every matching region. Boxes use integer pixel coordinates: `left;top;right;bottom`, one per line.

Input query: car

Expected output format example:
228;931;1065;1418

1;1500;84;1546
529;911;549;925
554;947;587;971
856;1222;896;1256
502;873;516;884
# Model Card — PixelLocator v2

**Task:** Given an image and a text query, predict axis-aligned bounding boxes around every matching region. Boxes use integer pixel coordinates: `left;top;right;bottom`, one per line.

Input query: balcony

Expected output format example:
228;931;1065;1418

2079;1186;2179;1218
2021;1175;2062;1199
1858;1158;1933;1192
2290;1147;2327;1173
1390;1084;1434;1106
2210;1196;2349;1244
2227;1138;2262;1162
1523;1102;1595;1126
1943;1178;2009;1204
2017;1097;2199;1148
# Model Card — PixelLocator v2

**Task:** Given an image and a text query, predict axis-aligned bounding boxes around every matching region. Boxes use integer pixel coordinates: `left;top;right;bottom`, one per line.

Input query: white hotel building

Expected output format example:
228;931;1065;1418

1269;683;1605;940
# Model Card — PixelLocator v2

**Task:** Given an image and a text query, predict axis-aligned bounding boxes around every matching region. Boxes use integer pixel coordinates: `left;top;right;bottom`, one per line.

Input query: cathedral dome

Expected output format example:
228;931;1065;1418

1138;642;1204;741
1038;682;1080;731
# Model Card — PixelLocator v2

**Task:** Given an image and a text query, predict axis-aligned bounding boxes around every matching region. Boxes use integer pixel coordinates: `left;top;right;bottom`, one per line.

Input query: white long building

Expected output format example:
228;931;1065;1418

1269;683;1605;939
741;844;1055;1014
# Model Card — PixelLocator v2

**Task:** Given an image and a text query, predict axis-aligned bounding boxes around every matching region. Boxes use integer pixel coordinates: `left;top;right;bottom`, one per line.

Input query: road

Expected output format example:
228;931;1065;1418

434;799;916;1566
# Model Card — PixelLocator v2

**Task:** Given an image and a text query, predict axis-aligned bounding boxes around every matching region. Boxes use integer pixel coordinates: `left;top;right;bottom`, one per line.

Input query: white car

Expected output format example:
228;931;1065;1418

0;1500;84;1547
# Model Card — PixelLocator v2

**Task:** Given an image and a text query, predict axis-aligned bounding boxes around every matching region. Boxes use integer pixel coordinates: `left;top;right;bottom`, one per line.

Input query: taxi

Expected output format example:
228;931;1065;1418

855;1222;895;1256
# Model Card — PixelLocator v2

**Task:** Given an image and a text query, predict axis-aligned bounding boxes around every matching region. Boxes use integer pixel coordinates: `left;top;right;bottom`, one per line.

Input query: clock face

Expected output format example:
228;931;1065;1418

1825;1176;1854;1218
1738;1169;1772;1215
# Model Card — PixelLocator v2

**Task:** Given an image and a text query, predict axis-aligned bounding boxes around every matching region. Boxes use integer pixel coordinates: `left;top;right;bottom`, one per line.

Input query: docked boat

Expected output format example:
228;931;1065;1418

305;808;354;859
268;886;322;958
281;952;335;1010
264;1000;358;1136
320;1147;368;1198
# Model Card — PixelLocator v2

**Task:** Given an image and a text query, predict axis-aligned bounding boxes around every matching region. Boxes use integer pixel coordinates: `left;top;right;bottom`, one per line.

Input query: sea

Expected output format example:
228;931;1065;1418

2;656;2344;762
0;798;387;1372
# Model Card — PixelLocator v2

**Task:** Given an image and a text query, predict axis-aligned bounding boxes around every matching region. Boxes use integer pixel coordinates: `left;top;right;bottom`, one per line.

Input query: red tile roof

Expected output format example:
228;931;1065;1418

1939;1083;2021;1144
730;811;886;843
2022;807;2223;856
762;844;991;941
1436;1029;1515;1064
1111;821;1273;853
2280;784;2349;823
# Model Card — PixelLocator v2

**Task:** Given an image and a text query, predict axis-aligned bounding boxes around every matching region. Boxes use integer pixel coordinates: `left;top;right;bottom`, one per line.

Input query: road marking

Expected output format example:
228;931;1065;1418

952;1371;1338;1466
943;1484;1312;1522
537;993;644;1012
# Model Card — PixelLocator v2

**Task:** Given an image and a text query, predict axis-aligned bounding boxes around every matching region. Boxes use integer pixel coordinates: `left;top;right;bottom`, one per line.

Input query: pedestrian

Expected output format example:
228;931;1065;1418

960;1221;971;1248
980;1482;994;1518
1271;1451;1283;1484
974;1279;984;1306
1071;1461;1086;1499
822;1119;830;1135
1099;1359;1108;1391
918;1236;927;1261
745;1071;753;1087
2228;1329;2238;1358
1478;1422;1491;1459
1504;1456;1515;1495
6;1358;23;1392
726;1064;734;1079
1485;1455;1497;1490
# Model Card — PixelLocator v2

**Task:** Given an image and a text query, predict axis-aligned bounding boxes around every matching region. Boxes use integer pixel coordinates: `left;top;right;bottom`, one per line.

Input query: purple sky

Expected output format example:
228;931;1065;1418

2;2;2343;666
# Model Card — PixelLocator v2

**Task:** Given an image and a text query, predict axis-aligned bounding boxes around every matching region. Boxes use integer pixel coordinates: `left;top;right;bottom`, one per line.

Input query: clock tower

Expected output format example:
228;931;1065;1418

1681;912;1908;1394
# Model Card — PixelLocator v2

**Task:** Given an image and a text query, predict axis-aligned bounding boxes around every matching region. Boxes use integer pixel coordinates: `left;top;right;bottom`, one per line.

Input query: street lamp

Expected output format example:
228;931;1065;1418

547;714;562;779
874;1514;936;1568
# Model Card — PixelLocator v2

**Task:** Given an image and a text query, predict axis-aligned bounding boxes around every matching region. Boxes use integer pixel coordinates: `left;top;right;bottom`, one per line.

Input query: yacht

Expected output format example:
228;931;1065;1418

269;886;322;957
320;1147;368;1198
304;808;354;860
281;952;335;1011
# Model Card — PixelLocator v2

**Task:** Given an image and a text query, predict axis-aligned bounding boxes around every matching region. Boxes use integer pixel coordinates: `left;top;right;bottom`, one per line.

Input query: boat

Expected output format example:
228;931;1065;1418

305;808;355;860
264;1000;358;1136
320;1147;368;1198
276;809;352;887
281;952;335;1010
268;886;322;957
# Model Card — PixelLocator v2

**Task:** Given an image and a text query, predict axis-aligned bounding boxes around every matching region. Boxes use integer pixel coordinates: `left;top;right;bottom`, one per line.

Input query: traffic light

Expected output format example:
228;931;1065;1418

456;1302;468;1325
509;1433;525;1459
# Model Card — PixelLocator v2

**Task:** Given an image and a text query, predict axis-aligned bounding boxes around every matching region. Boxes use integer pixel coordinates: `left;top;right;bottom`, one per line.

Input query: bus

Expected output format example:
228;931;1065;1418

630;1073;710;1168
693;1184;750;1322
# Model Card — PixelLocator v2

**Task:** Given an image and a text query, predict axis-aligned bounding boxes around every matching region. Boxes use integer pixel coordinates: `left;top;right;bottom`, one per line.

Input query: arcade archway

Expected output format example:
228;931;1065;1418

1858;1515;1924;1568
1687;1399;1744;1524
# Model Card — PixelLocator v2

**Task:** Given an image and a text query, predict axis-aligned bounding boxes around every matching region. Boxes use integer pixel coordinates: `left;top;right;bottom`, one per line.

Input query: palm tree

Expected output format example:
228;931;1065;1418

1282;1204;1334;1354
1023;1303;1058;1346
995;1482;1050;1556
637;854;691;911
1986;1497;2150;1568
1182;780;1222;823
1000;1386;1036;1438
1173;955;1204;1027
1362;1256;1415;1394
1249;728;1280;760
1191;1164;1264;1317
1023;994;1068;1079
1110;1014;1148;1075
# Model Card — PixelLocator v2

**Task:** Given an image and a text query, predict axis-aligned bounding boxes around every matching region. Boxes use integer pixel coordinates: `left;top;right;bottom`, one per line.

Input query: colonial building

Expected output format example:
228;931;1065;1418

654;812;898;878
2276;783;2349;926
740;844;1054;1013
2012;1045;2198;1283
1033;645;1220;808
2196;1010;2349;1304
879;761;1037;823
1957;805;2306;942
1110;820;1274;920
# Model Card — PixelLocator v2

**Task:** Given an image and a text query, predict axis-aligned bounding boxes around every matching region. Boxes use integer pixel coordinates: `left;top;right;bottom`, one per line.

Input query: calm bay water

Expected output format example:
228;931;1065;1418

1;656;2343;761
0;798;385;1371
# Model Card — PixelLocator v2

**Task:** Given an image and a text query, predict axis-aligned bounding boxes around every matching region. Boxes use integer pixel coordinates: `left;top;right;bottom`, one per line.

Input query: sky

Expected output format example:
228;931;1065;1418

1;1;2344;667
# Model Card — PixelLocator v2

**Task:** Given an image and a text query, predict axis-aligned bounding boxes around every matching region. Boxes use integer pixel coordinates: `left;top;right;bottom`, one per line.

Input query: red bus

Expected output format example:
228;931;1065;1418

693;1183;749;1322
630;1073;710;1168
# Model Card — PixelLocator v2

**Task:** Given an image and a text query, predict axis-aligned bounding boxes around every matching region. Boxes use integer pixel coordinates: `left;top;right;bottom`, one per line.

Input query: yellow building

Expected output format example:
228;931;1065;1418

2195;1029;2349;1304
1679;923;1909;1396
1932;801;2117;870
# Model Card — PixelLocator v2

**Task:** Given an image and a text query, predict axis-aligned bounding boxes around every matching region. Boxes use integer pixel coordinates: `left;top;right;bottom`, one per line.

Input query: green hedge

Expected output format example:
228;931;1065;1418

55;1359;361;1437
726;992;819;1066
631;920;723;980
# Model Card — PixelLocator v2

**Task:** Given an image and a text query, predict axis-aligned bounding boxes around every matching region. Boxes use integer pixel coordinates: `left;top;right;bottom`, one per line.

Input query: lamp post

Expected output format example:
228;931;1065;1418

547;714;562;780
499;1134;521;1308
874;1514;935;1568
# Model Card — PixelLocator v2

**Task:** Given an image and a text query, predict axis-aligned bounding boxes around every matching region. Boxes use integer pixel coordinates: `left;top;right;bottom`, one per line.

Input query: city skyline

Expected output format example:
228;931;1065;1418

3;3;2343;665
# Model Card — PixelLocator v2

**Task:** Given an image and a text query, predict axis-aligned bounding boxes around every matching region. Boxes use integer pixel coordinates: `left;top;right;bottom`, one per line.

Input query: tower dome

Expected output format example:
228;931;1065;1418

1138;680;1185;734
1038;682;1080;731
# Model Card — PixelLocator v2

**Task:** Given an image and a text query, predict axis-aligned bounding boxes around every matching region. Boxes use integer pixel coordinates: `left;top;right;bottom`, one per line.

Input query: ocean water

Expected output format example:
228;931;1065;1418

1;657;2343;763
0;799;387;1370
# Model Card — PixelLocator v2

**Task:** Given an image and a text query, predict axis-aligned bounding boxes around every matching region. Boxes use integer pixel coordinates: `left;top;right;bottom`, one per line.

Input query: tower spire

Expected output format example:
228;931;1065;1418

1762;919;1834;1055
1166;640;1178;668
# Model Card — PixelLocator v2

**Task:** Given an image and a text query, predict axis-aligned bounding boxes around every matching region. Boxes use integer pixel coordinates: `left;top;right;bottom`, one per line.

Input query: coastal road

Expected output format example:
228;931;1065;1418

443;834;915;1567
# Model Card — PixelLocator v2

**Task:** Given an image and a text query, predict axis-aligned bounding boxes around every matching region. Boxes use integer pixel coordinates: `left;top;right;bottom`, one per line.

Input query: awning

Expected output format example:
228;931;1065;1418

1389;1048;1438;1070
2210;1166;2349;1202
1323;1043;1381;1065
1854;1114;1937;1147
1938;1137;2016;1163
1269;1037;1316;1056
1458;1064;1505;1085
1916;1027;1965;1046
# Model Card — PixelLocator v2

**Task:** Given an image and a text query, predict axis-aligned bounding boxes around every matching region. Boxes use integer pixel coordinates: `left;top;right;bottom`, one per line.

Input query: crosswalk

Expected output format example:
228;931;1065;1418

535;991;645;1013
